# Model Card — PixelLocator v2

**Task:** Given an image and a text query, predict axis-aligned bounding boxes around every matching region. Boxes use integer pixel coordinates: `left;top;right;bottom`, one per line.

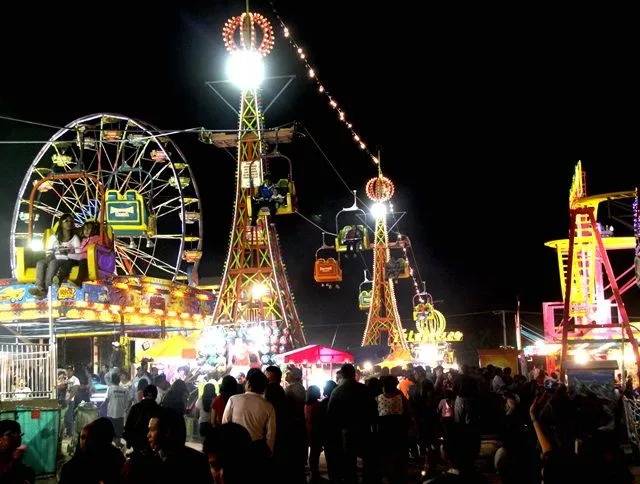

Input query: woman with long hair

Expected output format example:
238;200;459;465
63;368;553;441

211;375;238;427
29;213;81;298
196;383;216;437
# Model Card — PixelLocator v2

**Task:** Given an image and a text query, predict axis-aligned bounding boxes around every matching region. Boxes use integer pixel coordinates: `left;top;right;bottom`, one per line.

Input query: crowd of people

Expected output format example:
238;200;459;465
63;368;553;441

0;360;637;483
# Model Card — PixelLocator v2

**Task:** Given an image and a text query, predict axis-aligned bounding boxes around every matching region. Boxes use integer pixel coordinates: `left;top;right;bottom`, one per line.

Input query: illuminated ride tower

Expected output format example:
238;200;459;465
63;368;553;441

543;162;640;378
361;171;409;349
205;9;305;348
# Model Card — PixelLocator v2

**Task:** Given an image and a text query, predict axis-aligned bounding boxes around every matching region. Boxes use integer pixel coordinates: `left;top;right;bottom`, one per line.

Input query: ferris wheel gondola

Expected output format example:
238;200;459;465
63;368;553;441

335;190;370;256
10;113;203;283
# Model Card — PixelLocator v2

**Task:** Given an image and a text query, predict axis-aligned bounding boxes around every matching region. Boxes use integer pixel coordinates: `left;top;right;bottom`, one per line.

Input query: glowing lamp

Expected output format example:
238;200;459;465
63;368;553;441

370;202;387;219
226;50;265;90
251;282;268;300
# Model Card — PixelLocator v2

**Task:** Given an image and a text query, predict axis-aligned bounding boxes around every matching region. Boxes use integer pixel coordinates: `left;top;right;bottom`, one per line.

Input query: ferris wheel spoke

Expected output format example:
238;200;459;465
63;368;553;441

114;255;132;274
112;124;130;168
149;234;188;239
116;241;183;277
154;202;183;220
28;201;61;218
61;178;98;209
152;196;181;212
113;241;150;276
118;148;147;190
46;187;84;218
138;163;172;195
150;181;175;202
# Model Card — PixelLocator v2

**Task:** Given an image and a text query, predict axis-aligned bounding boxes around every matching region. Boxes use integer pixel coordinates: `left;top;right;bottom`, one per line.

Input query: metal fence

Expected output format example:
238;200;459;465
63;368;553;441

0;343;55;400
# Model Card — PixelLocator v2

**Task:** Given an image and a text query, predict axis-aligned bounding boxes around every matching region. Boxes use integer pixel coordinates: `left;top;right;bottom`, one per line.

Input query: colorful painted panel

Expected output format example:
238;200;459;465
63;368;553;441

0;278;215;332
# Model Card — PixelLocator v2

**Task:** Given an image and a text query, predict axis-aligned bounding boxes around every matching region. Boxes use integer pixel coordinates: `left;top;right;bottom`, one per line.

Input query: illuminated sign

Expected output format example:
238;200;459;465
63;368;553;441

394;329;464;344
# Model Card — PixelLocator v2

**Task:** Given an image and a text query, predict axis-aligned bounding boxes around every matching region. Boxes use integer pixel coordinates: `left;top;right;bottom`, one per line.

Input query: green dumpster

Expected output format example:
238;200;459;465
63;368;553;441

0;407;61;476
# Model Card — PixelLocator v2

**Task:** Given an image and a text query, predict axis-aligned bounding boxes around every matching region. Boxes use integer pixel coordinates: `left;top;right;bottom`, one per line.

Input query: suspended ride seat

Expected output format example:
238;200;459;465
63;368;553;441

336;224;369;252
275;179;295;215
313;258;342;283
358;289;372;310
385;258;410;279
105;189;151;236
413;303;428;323
16;222;116;284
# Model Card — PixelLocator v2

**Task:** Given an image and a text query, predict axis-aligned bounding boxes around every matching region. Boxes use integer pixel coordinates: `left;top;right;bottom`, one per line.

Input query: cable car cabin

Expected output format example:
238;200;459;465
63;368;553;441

260;150;296;215
358;272;372;310
413;303;429;323
15;221;116;284
335;225;369;253
359;288;372;310
248;178;296;220
106;189;155;237
385;258;410;279
314;257;342;286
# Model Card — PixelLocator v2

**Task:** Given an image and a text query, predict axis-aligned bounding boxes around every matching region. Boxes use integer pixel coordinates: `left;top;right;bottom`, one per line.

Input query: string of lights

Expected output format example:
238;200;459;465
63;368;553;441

268;1;380;167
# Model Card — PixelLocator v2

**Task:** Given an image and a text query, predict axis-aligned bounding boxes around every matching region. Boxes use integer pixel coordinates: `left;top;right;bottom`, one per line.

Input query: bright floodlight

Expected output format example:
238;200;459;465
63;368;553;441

227;50;265;89
370;202;387;219
251;282;268;300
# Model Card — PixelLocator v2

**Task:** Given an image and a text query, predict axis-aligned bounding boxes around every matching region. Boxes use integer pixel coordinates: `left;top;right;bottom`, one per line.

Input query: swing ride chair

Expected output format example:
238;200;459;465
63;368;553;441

314;233;342;289
247;150;297;221
334;191;370;256
538;161;640;377
358;271;372;310
0;113;215;343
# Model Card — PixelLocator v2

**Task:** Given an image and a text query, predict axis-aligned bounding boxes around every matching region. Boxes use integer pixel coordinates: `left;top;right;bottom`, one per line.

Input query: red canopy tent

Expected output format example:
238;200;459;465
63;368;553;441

276;345;353;365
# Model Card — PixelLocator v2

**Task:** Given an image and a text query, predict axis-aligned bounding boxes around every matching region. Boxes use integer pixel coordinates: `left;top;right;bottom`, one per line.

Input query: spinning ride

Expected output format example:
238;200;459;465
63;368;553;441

1;113;214;338
200;8;305;362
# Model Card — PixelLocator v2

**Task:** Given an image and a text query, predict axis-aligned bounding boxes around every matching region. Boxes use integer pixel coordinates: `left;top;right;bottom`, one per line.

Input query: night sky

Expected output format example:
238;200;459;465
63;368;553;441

0;2;637;351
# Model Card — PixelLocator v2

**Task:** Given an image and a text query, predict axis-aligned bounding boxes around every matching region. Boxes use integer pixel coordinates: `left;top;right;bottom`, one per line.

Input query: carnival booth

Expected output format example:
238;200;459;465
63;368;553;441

135;334;199;382
275;345;353;388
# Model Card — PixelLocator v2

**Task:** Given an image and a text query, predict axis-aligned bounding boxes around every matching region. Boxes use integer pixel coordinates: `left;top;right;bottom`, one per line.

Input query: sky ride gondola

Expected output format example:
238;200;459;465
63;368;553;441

247;149;297;222
335;190;370;256
385;234;411;279
358;270;372;310
263;149;297;216
314;233;342;288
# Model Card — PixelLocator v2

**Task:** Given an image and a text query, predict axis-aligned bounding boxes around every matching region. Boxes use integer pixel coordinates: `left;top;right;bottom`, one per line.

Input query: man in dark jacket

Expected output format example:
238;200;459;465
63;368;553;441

327;363;377;483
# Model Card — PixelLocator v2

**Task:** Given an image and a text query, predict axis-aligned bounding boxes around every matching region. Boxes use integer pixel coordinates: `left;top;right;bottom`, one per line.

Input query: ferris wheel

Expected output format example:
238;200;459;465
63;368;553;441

9;113;203;283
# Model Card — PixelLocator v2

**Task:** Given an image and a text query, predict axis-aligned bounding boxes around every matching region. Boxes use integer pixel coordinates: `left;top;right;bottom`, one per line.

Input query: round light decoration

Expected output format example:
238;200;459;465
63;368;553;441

366;175;395;202
222;12;275;57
